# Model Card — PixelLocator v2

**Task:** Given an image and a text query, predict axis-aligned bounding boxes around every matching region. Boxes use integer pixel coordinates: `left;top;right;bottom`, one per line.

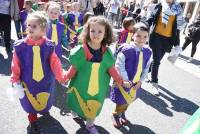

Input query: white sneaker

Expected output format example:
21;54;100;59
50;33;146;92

0;47;8;59
167;55;178;64
151;82;159;96
187;57;193;63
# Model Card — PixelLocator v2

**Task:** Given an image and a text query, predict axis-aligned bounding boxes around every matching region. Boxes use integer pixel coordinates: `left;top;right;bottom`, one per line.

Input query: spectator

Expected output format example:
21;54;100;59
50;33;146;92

146;0;157;19
108;0;120;26
132;8;141;22
79;0;96;13
0;0;20;54
183;13;192;34
93;0;105;16
129;1;135;12
182;11;200;62
14;0;24;39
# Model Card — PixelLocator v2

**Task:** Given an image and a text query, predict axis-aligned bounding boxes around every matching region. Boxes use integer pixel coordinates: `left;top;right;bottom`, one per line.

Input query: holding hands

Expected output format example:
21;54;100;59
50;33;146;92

122;81;142;90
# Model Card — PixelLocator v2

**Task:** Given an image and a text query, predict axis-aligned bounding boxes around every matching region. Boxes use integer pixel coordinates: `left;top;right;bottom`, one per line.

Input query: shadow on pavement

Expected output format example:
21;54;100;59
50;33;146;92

53;81;71;116
76;125;110;134
178;54;200;65
27;115;68;134
138;88;173;117
118;122;155;134
0;52;12;76
159;85;199;116
53;48;71;116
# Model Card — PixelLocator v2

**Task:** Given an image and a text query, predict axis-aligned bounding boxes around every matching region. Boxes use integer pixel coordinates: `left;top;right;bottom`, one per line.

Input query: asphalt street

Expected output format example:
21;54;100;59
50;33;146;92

0;21;199;134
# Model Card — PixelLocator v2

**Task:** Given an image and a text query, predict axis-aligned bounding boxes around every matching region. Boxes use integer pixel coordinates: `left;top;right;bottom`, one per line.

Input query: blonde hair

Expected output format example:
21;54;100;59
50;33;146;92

26;11;48;32
45;1;61;13
80;16;115;46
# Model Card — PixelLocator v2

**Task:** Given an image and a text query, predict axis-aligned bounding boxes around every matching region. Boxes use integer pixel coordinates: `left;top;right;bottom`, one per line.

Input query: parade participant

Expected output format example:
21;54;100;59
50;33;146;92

46;2;68;59
64;16;131;134
110;22;152;128
117;17;135;46
76;12;94;36
10;11;65;133
66;2;84;48
19;0;34;38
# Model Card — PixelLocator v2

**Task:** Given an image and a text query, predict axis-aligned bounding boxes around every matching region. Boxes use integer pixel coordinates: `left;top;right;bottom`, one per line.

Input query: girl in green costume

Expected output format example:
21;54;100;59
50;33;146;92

64;16;131;134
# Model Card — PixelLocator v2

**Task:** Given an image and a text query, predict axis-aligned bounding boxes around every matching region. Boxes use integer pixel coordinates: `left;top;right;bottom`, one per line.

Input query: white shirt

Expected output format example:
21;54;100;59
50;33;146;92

109;0;120;14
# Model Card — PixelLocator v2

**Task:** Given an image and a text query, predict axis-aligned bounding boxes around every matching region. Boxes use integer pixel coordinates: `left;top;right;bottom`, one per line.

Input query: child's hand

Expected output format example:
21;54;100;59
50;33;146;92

59;79;68;87
8;82;25;100
134;81;142;90
123;81;132;88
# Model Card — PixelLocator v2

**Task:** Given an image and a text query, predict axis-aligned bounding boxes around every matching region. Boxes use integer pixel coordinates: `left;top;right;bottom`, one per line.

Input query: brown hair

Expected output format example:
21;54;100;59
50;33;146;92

83;12;94;25
133;22;150;34
80;16;115;46
122;17;136;29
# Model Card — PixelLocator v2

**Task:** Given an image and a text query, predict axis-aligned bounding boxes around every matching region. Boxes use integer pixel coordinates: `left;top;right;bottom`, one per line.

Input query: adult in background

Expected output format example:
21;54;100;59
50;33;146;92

93;0;105;16
182;11;200;62
146;0;185;95
183;13;192;34
0;0;20;54
127;0;135;17
79;0;96;13
14;0;24;39
107;0;120;26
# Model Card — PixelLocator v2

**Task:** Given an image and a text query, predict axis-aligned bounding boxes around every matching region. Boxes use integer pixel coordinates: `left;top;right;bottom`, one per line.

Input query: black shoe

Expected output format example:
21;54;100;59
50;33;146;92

112;114;122;128
29;121;41;134
6;47;12;54
120;112;129;125
73;117;86;128
41;112;50;117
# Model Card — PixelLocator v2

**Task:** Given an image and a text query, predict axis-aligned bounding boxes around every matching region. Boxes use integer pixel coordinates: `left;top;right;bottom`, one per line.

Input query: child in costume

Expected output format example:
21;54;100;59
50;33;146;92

64;16;131;134
117;17;135;46
76;12;94;36
19;0;34;38
66;2;84;48
110;22;152;128
10;11;65;133
32;1;46;11
46;2;68;59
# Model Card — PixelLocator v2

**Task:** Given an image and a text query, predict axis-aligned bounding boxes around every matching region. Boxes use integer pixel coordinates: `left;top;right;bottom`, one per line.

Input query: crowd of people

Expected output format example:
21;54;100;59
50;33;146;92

0;0;200;134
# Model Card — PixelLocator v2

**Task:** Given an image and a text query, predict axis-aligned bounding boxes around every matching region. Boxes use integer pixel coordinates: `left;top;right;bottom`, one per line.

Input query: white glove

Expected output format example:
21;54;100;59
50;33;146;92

168;46;182;64
7;82;24;101
13;82;25;99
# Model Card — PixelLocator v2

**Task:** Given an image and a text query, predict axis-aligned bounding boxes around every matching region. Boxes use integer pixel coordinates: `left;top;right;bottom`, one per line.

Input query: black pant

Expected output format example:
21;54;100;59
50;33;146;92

0;13;11;52
182;37;200;57
150;33;172;83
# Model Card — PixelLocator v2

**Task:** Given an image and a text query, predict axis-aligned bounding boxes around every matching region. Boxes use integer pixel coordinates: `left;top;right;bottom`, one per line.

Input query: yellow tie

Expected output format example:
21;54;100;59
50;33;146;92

133;50;143;83
75;16;79;30
126;33;133;44
32;46;44;82
52;24;58;45
87;63;100;96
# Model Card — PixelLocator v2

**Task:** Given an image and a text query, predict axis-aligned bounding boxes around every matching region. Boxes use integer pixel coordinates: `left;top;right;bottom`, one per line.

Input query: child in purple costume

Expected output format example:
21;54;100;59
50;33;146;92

110;22;152;128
